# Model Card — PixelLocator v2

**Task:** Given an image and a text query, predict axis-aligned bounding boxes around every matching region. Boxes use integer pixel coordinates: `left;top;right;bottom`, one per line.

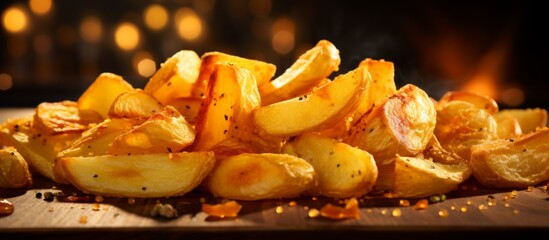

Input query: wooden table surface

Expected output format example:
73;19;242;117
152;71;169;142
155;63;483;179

1;108;549;239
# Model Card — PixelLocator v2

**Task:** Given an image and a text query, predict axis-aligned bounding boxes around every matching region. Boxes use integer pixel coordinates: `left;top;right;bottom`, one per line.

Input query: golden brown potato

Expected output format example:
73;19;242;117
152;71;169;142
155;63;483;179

351;58;397;124
192;51;276;98
192;63;261;151
438;90;499;115
389;155;472;198
33;100;102;135
144;50;201;104
164;97;202;124
470;127;549;188
253;65;369;137
282;132;378;198
108;89;163;119
495;108;547;134
344;84;437;162
495;115;522;139
77;72;134;118
204;153;316;201
0;146;32;188
0;116;79;183
259;40;340;105
434;100;498;160
60;151;215;198
422;135;466;165
108;106;195;155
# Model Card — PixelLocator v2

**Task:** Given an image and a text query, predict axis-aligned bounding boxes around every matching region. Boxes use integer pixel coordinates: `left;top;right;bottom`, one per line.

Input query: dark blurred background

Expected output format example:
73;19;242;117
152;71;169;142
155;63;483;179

1;0;547;109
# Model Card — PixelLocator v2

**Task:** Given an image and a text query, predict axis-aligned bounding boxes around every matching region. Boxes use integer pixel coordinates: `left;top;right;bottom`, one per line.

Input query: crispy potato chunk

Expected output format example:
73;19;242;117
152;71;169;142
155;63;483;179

495;108;547;134
202;200;242;218
259;40;340;105
438;90;499;115
164;97;202;124
204;153;316;200
254;65;369;137
319;197;360;219
144;50;201;104
345;84;436;162
193;51;276;98
470;127;549;188
60;151;215;198
390;155;472;198
495;116;522;139
108;89;163;119
434;101;498;160
108;106;195;155
34;101;102;135
77;72;134;118
0;146;32;188
282;132;378;198
422;135;466;165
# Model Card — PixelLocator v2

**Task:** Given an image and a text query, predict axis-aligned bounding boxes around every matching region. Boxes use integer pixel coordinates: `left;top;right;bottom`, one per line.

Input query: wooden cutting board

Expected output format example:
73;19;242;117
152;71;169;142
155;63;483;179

1;108;549;239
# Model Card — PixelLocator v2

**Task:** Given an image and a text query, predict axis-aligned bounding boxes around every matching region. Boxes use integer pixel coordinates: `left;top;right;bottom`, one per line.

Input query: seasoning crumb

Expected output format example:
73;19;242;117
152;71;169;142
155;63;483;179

399;199;410;207
151;201;178;218
288;201;297;207
35;192;42;199
92;203;100;211
391;208;402;217
438;209;449;217
95;195;104;203
128;198;135;204
308;208;320;218
275;206;284;214
79;216;88;224
43;192;54;202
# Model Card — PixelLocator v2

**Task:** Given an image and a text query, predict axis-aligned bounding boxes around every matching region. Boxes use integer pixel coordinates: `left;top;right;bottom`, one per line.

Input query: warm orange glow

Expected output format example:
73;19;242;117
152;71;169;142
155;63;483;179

80;16;102;43
249;0;271;18
501;87;524;107
33;34;52;55
7;37;27;57
57;25;77;46
2;6;28;33
193;0;216;14
144;4;168;31
271;18;295;54
132;51;156;78
461;75;497;100
29;0;52;15
175;8;203;41
115;22;140;51
0;73;13;91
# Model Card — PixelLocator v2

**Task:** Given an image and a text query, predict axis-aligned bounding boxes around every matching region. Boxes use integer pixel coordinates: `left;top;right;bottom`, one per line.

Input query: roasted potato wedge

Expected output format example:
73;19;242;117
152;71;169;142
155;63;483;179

193;51;276;98
389;155;472;198
434;100;498;160
438;90;499;115
470;127;549;188
254;65;369;137
344;84;436;162
0;146;32;188
192;63;261;151
0;116;79;182
144;50;201;104
495;115;522;139
204;153;316;200
60;151;215;198
422;135;466;165
108;89;163;119
495;108;547;134
77;72;134;118
164;97;202;124
108;106;195;155
33;101;102;135
282;132;378;198
259;40;340;105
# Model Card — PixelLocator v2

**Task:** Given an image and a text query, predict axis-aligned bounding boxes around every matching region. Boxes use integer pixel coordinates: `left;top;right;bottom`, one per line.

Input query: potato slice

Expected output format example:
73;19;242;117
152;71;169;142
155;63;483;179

438;90;499;115
77;72;134;118
192;63;261;151
0;146;32;188
351;58;397;124
389;155;472;198
192;51;276;98
144;50;201;104
282;132;378;198
344;84;436;162
33;100;102;135
495;115;522;139
434;100;498;160
60;151;215;198
254;65;369;137
108;106;195;155
259;40;340;105
164;97;202;124
495;108;547;134
470;127;549;188
0;116;79;182
204;153;316;200
108;89;163;119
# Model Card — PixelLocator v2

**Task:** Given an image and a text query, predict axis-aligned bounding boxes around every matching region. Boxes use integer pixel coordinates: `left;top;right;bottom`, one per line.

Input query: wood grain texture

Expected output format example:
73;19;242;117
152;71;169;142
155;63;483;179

1;108;549;239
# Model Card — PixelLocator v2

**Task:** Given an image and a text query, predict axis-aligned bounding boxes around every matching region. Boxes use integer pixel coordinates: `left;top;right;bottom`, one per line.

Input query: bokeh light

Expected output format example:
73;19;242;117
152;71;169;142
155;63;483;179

271;18;295;54
115;22;140;51
175;8;203;41
29;0;53;16
501;87;525;107
33;34;52;55
2;6;28;33
80;16;103;43
132;51;156;78
0;73;13;91
144;4;168;31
